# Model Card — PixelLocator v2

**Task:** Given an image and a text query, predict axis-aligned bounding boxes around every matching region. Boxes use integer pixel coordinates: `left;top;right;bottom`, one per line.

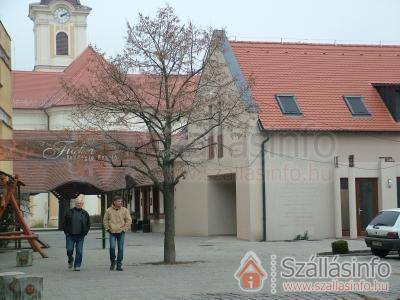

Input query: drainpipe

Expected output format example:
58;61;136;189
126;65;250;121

43;108;50;130
44;108;50;228
261;137;270;241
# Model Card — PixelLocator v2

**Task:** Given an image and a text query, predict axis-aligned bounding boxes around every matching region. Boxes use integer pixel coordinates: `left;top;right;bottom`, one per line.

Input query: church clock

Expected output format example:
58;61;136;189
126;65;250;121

54;7;71;24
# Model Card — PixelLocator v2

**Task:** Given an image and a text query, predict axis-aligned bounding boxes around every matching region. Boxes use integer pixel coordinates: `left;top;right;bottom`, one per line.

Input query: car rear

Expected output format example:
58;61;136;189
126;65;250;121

365;209;400;258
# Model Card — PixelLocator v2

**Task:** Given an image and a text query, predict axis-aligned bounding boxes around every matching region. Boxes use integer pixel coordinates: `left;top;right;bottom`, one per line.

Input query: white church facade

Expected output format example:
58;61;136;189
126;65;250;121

13;0;166;232
14;0;96;227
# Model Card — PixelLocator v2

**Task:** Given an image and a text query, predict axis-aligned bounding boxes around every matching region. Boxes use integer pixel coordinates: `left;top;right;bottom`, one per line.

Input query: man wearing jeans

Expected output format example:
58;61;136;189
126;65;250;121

103;196;132;271
63;198;91;271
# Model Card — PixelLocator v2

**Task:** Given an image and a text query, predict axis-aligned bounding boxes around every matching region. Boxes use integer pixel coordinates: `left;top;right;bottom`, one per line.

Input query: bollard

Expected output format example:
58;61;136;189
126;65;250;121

16;250;33;267
12;275;43;300
0;272;25;300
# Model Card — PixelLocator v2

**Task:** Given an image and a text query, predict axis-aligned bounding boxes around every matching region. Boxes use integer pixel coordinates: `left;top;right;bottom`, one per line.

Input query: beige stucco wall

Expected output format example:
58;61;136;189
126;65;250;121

177;128;400;241
207;174;237;235
175;40;263;241
175;112;260;240
0;21;13;175
260;132;400;241
29;192;101;228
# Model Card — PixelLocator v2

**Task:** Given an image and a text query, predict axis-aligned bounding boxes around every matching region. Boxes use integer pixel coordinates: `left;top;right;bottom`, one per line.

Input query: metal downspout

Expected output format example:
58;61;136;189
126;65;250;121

261;137;269;241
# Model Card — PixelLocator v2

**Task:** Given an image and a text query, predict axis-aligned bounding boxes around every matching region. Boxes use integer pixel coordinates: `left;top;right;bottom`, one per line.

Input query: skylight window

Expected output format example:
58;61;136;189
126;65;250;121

276;95;302;115
344;96;370;116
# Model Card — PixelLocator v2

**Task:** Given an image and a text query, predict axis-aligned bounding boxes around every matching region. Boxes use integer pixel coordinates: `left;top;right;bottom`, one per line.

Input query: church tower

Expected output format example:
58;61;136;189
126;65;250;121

29;0;91;71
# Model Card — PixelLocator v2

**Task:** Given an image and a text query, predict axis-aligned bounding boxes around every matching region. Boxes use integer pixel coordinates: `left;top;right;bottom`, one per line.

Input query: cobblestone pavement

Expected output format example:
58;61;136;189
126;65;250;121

0;231;399;299
167;291;400;299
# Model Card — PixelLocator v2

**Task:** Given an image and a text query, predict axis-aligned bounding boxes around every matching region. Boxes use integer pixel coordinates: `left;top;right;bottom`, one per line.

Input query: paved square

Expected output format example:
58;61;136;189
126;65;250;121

0;231;399;299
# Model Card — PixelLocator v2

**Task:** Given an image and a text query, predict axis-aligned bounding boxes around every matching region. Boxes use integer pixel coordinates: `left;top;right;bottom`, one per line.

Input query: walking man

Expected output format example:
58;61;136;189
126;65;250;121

63;198;91;271
103;195;132;271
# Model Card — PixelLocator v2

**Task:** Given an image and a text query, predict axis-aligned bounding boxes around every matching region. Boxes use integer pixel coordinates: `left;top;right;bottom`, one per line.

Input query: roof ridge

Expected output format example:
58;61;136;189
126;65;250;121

63;46;95;74
12;70;62;75
230;40;400;48
46;55;94;108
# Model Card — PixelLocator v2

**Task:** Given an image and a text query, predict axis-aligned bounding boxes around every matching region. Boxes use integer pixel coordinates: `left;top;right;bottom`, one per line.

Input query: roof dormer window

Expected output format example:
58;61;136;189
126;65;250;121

344;96;370;116
276;94;302;115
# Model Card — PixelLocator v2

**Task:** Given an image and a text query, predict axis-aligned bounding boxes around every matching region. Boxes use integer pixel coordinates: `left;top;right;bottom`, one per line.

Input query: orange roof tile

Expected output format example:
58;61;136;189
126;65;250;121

11;47;100;109
230;41;400;131
12;47;195;110
12;71;63;109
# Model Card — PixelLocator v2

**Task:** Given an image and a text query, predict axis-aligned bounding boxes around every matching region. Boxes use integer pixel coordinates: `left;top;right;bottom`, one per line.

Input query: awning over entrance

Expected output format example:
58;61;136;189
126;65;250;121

12;130;152;198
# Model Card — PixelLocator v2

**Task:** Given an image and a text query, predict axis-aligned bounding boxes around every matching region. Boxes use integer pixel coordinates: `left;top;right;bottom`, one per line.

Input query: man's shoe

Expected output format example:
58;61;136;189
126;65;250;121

116;266;123;271
74;267;81;271
68;262;73;269
110;264;115;271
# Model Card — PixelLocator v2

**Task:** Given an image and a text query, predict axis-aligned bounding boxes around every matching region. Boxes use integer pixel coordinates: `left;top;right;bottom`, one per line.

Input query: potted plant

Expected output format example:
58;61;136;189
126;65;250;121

130;212;138;232
142;218;151;233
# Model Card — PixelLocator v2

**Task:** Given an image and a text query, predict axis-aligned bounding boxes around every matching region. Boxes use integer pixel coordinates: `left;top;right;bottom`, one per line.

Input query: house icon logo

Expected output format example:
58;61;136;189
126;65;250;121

234;251;267;292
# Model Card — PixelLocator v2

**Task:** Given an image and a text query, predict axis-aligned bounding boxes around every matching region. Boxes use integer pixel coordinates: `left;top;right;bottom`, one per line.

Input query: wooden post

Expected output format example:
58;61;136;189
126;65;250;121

15;184;21;249
101;194;106;249
16;250;33;267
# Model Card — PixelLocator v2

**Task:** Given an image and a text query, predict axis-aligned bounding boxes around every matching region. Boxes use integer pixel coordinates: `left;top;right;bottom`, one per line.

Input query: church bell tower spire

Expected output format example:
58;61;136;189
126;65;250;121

29;0;91;71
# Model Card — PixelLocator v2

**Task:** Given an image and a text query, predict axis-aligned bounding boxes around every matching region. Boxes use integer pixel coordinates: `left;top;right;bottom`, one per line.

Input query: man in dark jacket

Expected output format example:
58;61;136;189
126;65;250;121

63;198;90;271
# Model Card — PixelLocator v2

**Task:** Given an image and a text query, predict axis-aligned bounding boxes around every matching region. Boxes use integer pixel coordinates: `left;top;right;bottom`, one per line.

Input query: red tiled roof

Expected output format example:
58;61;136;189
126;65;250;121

12;47;188;109
230;41;400;131
12;71;63;109
11;47;99;109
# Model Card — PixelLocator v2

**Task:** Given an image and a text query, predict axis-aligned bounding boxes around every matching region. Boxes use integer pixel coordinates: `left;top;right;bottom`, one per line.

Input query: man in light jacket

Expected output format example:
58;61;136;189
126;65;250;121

103;195;132;271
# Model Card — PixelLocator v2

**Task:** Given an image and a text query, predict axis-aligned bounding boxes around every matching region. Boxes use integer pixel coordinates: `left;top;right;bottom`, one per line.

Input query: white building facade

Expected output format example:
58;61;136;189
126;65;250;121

175;33;400;241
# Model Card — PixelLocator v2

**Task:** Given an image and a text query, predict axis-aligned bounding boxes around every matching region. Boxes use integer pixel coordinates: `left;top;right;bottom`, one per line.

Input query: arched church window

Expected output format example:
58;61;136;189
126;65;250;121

56;32;69;55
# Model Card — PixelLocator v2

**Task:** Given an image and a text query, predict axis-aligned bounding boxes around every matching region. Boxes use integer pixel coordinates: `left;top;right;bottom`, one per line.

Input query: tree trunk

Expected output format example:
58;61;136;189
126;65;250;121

163;182;176;264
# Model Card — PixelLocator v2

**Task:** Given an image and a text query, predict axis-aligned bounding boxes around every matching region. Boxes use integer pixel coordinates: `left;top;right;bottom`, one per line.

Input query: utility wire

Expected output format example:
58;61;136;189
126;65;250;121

206;139;400;171
264;149;400;171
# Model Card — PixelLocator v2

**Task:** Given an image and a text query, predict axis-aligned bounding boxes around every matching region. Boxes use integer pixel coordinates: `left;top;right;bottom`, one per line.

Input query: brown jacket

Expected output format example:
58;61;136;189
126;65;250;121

103;206;132;233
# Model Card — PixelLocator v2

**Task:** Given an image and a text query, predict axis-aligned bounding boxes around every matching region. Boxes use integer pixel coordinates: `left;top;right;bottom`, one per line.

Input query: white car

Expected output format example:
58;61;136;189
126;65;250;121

365;208;400;258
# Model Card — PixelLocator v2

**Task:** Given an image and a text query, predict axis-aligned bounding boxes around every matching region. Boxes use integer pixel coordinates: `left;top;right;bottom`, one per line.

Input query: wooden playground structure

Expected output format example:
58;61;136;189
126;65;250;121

0;173;48;258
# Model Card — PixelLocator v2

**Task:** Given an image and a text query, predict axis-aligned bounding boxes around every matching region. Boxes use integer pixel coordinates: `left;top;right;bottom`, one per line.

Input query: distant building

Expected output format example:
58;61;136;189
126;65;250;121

12;0;164;231
0;21;13;176
13;0;95;227
29;0;91;72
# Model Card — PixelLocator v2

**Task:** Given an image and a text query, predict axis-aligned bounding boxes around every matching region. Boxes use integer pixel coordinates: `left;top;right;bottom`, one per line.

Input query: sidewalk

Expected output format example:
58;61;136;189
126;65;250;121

0;230;399;299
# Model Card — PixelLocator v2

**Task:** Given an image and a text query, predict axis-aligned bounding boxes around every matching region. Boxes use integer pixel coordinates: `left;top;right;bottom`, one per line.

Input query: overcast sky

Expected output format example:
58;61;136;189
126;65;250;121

1;0;400;71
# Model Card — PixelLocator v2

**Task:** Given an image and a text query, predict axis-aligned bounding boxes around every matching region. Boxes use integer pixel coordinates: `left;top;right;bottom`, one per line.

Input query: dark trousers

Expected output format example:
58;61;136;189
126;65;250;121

66;235;85;268
109;232;125;266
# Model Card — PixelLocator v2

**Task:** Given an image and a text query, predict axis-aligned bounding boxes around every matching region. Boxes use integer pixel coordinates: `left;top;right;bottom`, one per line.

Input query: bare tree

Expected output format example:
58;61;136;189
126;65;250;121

63;5;252;264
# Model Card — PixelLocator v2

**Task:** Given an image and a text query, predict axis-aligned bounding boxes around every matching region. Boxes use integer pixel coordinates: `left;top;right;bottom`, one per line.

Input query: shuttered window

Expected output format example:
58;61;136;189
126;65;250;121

56;32;69;55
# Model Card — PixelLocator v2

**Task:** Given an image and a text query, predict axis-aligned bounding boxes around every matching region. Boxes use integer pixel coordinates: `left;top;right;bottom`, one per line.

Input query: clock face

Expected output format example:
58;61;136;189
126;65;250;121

54;7;71;24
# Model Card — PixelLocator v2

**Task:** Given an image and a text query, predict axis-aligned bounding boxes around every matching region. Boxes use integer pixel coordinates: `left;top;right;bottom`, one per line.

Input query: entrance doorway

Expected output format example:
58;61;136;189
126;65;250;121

207;174;237;236
355;178;378;236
